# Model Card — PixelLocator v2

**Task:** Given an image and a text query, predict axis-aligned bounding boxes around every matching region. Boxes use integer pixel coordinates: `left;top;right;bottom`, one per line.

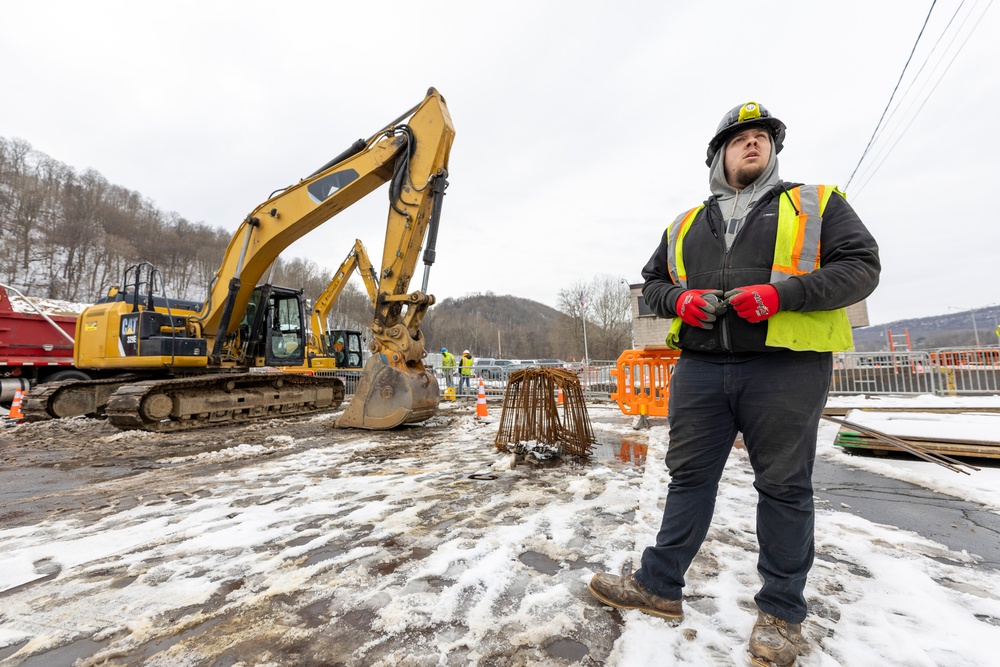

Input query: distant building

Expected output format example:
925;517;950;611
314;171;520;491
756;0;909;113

627;283;871;349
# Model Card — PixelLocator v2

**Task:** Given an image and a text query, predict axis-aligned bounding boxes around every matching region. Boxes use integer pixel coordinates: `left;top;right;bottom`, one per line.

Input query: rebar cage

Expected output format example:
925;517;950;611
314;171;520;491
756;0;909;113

494;367;595;458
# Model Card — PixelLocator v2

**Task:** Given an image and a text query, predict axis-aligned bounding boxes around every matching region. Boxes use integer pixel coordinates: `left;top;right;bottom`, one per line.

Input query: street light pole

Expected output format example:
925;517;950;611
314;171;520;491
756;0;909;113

948;306;981;347
580;291;590;366
621;279;635;349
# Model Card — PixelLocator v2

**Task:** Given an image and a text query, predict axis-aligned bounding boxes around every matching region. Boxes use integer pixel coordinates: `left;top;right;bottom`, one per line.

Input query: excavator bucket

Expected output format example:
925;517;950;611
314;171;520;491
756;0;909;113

337;353;439;429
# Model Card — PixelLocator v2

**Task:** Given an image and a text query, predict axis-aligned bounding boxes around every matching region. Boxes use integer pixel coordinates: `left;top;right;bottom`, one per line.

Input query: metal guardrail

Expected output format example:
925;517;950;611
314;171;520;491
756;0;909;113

430;361;620;401
831;349;1000;396
325;348;998;402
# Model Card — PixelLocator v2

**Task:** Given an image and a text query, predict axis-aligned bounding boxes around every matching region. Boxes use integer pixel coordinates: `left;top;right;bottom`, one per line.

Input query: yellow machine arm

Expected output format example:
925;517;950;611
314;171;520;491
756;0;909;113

198;88;454;368
310;239;378;352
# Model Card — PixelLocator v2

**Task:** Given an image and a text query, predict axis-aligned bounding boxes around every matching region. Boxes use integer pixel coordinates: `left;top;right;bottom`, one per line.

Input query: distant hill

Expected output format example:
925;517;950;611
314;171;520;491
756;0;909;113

424;295;999;357
423;293;594;361
853;306;1000;351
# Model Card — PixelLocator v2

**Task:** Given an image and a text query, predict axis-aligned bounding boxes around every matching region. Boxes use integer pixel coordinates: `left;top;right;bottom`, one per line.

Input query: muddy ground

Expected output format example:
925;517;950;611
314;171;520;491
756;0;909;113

0;402;649;667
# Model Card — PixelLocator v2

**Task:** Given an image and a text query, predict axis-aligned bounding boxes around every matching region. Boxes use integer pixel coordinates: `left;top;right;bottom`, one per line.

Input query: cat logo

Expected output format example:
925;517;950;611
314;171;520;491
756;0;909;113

119;314;140;356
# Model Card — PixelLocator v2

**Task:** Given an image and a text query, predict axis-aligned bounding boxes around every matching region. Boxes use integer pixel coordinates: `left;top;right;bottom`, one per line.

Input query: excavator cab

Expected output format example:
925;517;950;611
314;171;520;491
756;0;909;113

322;329;364;369
241;285;308;368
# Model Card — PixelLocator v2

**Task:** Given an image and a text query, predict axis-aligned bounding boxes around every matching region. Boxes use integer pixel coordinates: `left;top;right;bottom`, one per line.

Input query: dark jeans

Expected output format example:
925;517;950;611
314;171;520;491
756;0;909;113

458;375;472;395
634;351;831;622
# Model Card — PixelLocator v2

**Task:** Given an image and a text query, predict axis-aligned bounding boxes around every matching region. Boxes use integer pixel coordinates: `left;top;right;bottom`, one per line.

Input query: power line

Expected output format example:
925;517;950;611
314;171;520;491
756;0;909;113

844;1;938;192
852;0;993;197
849;0;968;189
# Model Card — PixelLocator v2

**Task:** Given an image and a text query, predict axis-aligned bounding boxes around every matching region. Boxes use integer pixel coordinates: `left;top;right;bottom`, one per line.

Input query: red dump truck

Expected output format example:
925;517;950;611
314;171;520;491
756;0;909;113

0;284;90;405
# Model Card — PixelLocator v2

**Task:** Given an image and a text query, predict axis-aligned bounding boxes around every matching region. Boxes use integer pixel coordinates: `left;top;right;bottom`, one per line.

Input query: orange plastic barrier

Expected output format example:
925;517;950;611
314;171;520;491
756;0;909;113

611;349;680;417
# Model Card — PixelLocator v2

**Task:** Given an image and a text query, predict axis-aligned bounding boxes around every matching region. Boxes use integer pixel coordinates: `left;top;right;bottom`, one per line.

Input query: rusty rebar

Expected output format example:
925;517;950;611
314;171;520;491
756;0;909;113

495;367;595;458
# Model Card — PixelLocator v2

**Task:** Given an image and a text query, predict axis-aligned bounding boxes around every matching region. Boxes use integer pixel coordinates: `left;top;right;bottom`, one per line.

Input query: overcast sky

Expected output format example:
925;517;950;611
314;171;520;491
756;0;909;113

3;1;998;327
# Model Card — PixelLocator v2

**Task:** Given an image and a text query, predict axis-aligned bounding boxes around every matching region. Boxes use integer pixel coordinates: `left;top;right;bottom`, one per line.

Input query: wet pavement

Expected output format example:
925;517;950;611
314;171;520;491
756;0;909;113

814;455;1000;570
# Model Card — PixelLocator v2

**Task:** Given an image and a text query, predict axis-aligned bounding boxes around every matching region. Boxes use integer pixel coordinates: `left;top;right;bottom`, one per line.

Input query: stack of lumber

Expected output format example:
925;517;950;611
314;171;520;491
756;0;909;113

832;409;1000;460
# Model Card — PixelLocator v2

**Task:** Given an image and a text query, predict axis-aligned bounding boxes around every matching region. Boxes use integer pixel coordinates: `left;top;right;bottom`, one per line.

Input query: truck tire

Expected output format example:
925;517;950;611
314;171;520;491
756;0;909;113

45;370;91;383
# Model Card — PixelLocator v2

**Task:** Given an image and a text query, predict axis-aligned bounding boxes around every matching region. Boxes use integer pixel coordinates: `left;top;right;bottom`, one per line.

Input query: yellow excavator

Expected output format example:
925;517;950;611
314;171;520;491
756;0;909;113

299;238;378;373
24;88;454;432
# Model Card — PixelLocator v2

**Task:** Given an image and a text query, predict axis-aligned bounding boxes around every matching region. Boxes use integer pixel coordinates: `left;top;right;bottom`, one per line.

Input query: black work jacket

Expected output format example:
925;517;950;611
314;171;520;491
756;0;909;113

640;181;881;360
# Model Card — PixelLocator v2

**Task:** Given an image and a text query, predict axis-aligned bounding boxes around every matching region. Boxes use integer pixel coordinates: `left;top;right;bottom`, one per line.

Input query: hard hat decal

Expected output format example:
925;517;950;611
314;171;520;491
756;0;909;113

738;102;761;123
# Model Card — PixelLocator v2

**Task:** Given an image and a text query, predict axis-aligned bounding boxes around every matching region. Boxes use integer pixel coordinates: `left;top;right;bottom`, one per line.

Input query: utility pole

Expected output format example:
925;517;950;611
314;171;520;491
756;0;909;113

580;291;590;365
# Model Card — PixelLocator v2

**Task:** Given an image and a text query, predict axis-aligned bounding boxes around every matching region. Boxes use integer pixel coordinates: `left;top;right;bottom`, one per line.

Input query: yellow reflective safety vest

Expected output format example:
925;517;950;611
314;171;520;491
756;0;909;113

666;184;854;352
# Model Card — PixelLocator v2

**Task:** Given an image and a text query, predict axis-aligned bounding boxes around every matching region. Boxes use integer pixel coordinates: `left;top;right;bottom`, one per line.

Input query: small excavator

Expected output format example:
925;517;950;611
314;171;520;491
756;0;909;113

24;88;454;432
299;239;379;373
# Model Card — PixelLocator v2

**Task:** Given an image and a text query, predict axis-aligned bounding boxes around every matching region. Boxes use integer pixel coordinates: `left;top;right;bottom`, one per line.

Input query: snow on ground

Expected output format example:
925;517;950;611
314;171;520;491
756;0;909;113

1;398;1000;666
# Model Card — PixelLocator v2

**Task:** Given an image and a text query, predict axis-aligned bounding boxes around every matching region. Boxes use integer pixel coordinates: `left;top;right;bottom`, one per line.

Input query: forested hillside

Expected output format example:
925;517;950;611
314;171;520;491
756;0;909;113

0;137;631;361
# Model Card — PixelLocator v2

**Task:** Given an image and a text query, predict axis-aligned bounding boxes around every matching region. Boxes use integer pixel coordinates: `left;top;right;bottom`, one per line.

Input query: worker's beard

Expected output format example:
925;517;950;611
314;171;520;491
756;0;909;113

730;162;766;189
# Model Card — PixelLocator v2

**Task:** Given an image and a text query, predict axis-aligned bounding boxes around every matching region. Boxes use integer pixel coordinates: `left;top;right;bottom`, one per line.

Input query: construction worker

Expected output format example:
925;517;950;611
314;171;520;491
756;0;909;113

458;349;474;395
588;101;880;667
333;337;346;366
440;347;456;388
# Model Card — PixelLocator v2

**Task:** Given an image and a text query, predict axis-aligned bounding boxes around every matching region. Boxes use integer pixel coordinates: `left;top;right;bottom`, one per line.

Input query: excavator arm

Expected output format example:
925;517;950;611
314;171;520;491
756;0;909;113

197;88;454;369
193;87;454;429
309;238;378;354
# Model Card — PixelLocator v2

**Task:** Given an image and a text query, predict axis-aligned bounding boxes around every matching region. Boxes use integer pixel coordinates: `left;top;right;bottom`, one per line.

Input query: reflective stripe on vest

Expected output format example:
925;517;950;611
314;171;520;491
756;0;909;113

772;184;839;282
666;205;705;288
664;185;853;352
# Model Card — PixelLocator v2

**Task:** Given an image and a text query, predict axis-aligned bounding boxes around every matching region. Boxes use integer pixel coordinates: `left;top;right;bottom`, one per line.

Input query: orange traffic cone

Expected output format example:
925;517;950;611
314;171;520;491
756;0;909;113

7;388;26;421
556;386;564;404
476;379;488;418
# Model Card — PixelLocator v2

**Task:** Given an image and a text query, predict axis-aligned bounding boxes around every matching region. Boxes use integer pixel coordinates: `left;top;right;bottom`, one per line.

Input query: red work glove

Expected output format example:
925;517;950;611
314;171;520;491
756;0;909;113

725;284;779;323
674;289;725;329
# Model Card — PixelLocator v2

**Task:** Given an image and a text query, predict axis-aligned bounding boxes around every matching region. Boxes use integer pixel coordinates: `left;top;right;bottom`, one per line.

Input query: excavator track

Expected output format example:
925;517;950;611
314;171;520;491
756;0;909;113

22;376;142;422
104;373;344;432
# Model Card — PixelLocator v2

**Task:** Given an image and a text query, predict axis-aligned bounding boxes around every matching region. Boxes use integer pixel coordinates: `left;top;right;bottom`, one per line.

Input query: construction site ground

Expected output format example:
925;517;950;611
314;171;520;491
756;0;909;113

2;399;999;666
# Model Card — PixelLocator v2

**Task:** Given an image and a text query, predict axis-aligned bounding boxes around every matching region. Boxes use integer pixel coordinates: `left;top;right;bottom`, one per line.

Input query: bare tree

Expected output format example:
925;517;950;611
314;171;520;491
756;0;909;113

557;274;632;361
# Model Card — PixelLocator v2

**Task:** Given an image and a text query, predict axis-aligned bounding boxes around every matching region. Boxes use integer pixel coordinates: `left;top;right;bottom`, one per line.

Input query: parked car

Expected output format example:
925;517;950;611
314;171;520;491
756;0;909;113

505;359;540;374
473;358;516;380
537;359;574;371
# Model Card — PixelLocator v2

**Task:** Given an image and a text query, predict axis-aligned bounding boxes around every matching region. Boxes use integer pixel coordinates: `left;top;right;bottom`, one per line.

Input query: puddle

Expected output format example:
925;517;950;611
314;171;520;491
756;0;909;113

589;438;648;467
298;599;331;629
110;574;139;589
342;608;376;630
519;550;561;575
301;546;349;567
127;615;226;660
546;637;589;661
16;638;109;667
424;577;452;590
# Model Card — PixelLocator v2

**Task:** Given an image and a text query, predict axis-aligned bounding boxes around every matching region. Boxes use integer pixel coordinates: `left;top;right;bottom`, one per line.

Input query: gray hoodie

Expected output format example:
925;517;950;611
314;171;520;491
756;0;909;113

708;135;781;249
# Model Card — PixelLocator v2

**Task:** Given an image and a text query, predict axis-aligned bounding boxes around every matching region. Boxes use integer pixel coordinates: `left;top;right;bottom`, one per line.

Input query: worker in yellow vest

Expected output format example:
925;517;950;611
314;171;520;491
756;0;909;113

440;347;456;389
588;101;880;667
458;350;474;396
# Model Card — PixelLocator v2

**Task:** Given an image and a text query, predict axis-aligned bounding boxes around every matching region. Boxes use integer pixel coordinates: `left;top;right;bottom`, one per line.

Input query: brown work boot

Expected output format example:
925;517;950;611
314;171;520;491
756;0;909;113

748;610;802;667
588;572;683;622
